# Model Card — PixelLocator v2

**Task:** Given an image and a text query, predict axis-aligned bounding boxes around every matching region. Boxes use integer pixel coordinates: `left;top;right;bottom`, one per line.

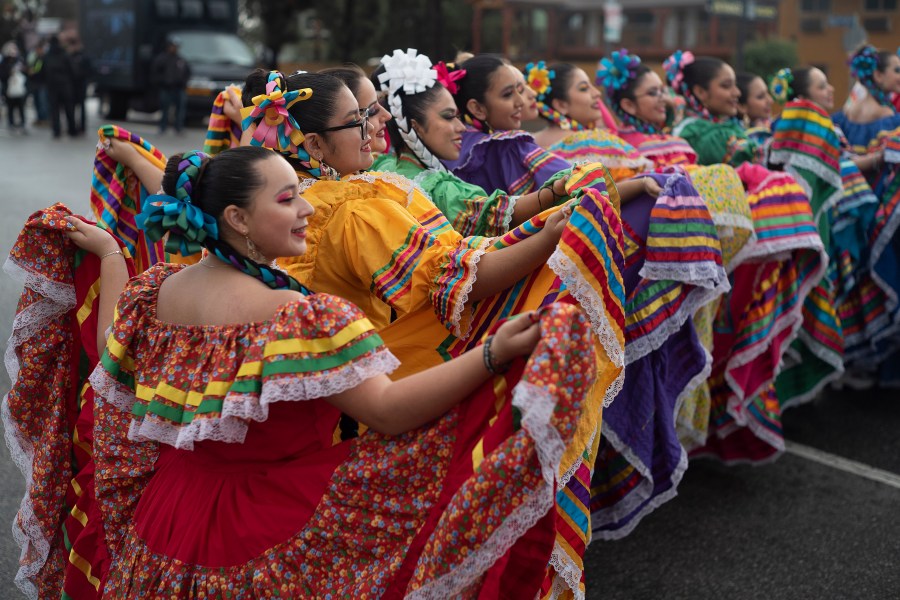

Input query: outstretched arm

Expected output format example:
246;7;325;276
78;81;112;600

467;205;571;302
65;217;130;357
327;312;541;435
509;175;568;227
614;177;662;203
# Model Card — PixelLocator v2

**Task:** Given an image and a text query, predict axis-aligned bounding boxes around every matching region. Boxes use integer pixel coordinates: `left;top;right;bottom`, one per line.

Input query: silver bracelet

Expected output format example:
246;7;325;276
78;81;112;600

99;250;124;260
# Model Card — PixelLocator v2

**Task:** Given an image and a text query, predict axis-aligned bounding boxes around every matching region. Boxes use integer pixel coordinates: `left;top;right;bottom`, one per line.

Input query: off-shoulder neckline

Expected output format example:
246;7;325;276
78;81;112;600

141;263;307;333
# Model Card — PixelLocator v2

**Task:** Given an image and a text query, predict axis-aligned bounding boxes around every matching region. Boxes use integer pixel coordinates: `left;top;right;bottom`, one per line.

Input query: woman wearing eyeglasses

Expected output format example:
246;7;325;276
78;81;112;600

238;68;633;599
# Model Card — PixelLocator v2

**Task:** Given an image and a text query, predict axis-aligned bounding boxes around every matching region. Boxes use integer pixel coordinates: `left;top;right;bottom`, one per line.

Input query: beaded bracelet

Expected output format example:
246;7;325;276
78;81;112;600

482;335;510;374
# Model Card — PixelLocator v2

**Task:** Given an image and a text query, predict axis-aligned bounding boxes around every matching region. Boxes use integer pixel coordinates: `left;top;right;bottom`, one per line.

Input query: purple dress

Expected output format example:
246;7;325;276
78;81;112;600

449;126;726;538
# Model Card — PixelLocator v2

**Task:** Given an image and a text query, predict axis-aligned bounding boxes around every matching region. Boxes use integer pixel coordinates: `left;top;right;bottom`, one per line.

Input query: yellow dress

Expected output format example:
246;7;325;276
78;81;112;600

279;168;628;599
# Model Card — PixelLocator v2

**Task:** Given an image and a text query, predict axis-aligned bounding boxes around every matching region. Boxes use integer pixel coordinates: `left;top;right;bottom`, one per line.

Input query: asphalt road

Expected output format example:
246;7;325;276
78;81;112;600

1;105;898;600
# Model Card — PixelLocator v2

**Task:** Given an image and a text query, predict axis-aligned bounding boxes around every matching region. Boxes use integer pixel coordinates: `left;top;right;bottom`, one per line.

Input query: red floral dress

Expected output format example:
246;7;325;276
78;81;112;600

89;264;596;598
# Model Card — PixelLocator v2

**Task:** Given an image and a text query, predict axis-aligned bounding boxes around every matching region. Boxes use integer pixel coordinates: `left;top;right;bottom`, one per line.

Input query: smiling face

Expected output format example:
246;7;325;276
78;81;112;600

510;65;539;121
552;67;603;126
304;85;374;176
620;70;668;127
467;64;525;131
353;76;392;154
694;63;740;118
739;75;773;122
803;67;834;111
237;154;315;260
411;86;466;161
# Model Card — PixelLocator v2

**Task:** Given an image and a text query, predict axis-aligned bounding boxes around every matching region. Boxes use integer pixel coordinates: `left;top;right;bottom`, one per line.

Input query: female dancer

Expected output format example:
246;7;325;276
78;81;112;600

237;68;627;599
7;145;599;596
770;66;900;389
833;45;900;157
663;49;828;462
445;52;735;541
598;49;756;453
365;50;569;236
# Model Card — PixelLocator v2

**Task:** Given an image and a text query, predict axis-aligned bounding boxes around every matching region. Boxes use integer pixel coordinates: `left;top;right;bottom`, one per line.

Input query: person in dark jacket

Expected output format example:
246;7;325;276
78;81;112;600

151;36;190;134
67;36;90;134
27;38;47;125
43;35;76;138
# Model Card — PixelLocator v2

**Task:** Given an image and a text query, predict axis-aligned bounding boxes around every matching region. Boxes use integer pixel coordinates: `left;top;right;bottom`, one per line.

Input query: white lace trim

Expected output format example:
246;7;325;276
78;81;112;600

557;427;596;490
498;195;518;234
448;238;492;340
869;192;900;317
347;170;418;207
89;350;401;450
547;247;625;407
406;380;564;599
2;257;77;600
710;211;756;235
590;351;706;539
592;449;689;542
770;151;843;191
450;129;537;173
3;258;76;308
624;272;730;365
547;541;586;600
298;177;318;194
777;329;845;411
410;170;437;205
884;147;900;165
675;344;714;451
671;117;699;138
721;243;828;411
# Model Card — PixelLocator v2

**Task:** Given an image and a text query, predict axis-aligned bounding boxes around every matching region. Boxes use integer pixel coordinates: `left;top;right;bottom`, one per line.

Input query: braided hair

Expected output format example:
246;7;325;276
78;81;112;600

529;62;590;131
849;44;897;107
160;147;309;293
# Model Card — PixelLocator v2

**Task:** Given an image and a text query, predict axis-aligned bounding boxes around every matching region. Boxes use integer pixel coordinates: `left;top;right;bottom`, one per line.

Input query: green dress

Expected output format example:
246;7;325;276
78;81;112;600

372;151;519;237
672;116;758;167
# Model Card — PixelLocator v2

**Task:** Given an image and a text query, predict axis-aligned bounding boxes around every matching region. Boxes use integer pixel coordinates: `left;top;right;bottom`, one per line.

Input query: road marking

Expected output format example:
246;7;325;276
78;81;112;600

786;441;900;490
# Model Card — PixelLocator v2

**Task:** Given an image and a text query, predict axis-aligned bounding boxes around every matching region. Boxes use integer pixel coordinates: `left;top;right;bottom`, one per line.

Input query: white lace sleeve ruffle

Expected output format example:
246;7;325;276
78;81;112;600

2;256;76;600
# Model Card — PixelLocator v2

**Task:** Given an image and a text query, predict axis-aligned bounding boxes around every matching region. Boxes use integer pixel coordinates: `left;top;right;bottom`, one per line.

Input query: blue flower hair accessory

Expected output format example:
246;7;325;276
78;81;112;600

596;49;641;97
849;45;891;107
769;68;794;104
136;151;219;256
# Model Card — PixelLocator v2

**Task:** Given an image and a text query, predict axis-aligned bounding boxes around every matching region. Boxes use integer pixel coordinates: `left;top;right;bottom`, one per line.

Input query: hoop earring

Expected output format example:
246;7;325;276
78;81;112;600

245;235;266;263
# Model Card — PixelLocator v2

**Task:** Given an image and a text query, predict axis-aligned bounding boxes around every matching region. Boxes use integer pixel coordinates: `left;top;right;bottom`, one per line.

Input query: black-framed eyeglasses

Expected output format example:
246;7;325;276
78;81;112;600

310;115;369;140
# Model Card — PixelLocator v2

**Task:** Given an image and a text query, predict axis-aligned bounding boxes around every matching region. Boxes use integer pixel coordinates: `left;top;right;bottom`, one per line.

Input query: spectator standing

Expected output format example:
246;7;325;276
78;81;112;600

68;36;90;134
44;35;76;138
0;40;26;132
151;36;190;134
27;39;47;125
